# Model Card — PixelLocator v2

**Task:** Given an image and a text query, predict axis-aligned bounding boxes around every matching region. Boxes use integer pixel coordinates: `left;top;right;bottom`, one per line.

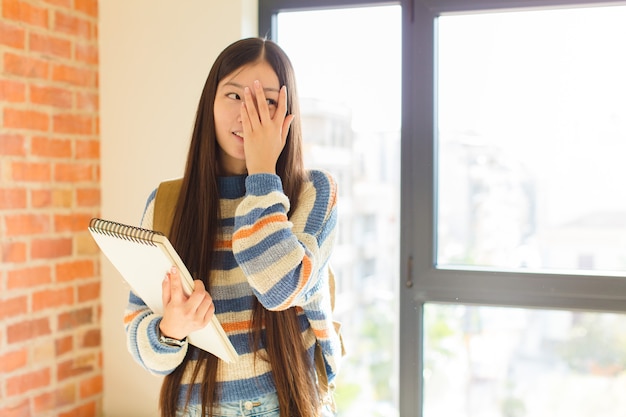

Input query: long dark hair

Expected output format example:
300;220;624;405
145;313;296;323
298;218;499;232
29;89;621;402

159;38;320;417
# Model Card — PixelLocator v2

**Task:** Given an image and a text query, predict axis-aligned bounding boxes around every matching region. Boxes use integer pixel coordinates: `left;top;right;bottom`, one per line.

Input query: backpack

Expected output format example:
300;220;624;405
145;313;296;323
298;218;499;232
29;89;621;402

152;179;344;409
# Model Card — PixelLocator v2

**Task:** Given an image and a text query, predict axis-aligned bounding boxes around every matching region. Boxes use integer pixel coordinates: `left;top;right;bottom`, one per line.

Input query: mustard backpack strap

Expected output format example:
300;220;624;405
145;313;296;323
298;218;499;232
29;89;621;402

153;178;183;238
315;266;344;412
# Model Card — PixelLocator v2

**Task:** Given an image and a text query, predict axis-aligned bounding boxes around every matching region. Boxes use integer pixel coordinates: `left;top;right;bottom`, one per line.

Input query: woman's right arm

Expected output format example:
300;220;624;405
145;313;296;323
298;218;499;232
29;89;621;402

123;190;188;375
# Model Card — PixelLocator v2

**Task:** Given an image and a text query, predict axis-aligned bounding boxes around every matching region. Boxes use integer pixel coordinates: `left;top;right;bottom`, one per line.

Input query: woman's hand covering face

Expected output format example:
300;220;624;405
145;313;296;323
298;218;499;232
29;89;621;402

240;80;294;175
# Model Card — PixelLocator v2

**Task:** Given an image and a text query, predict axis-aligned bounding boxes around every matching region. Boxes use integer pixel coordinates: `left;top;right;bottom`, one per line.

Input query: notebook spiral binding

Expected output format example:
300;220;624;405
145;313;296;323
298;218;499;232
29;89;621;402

89;218;164;246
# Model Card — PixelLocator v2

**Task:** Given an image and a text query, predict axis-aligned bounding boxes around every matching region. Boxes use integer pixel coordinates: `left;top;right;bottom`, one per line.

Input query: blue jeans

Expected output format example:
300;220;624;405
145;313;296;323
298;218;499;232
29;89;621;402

175;392;334;417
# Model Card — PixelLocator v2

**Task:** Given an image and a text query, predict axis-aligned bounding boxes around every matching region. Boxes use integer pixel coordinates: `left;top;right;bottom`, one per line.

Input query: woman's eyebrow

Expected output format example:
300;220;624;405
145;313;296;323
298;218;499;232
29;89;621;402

223;81;280;93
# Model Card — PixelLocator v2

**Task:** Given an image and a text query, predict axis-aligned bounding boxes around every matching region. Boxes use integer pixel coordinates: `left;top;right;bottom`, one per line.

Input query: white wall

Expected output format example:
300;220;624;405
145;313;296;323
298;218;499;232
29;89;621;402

99;1;257;415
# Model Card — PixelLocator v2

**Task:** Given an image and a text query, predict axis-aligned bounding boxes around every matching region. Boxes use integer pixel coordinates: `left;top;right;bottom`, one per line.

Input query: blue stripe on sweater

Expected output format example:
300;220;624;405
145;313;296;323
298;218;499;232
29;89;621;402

304;171;333;235
215;295;253;314
244;174;283;196
235;203;286;227
233;230;296;272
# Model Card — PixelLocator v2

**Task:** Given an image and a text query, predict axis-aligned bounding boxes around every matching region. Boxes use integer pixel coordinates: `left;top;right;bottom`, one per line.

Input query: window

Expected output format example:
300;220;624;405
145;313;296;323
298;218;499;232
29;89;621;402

259;1;626;416
437;7;626;274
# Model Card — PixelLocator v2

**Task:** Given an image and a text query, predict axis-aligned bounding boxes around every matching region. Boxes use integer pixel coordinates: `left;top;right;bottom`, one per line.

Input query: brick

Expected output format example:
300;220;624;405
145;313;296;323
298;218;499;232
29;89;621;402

55;335;73;356
57;307;92;331
7;317;51;343
79;374;103;398
32;286;74;311
57;354;95;381
33;383;77;413
0;400;31;417
78;281;99;302
4;108;50;131
0;241;27;263
4;52;49;79
54;163;94;182
75;91;98;111
30;85;73;109
76;231;99;255
31;189;51;208
0;188;27;209
75;0;98;18
7;265;52;289
75;42;98;65
6;368;51;396
53;188;74;207
59;401;97;417
33;391;55;414
0;79;26;102
51;63;96;87
55;383;77;407
80;328;100;348
31;188;74;209
0;133;26;156
31;237;72;259
53;114;93;134
32;136;73;158
54;214;92;233
0;349;29;373
5;213;50;236
56;259;94;281
76;188;100;207
0;20;26;49
54;11;91;39
11;161;51;182
29;32;72;59
75;139;99;159
0;295;28;320
33;340;55;363
2;0;49;28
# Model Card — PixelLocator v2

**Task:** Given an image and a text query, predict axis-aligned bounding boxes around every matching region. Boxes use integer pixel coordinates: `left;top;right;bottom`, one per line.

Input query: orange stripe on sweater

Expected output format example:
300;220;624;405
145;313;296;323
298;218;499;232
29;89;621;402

123;310;142;325
232;213;287;241
274;254;312;310
215;239;232;249
222;320;252;333
312;328;329;339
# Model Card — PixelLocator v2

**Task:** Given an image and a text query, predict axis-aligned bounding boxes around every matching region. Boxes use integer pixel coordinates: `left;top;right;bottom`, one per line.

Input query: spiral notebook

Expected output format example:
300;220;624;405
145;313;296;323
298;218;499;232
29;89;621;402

88;217;238;363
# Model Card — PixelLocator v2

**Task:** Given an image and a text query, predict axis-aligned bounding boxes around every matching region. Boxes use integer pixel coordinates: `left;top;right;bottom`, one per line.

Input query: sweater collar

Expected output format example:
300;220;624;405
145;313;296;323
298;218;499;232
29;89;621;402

218;175;247;199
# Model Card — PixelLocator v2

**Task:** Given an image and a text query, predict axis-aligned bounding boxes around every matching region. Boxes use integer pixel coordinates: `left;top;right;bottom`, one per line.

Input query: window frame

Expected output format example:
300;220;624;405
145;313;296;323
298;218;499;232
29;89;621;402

258;1;626;416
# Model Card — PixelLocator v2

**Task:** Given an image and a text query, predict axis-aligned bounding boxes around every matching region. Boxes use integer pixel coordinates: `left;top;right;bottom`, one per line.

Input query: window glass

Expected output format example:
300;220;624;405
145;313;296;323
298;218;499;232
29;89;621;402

437;6;626;273
276;6;401;416
424;303;626;417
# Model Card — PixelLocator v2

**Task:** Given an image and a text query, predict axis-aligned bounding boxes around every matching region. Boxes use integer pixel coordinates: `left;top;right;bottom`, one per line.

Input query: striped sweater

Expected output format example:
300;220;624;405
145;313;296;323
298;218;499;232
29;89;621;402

124;170;341;405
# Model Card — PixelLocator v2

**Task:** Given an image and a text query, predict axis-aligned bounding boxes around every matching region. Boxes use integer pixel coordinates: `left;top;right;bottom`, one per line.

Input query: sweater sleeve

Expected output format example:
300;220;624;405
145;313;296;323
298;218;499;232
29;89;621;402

122;188;188;375
232;170;338;311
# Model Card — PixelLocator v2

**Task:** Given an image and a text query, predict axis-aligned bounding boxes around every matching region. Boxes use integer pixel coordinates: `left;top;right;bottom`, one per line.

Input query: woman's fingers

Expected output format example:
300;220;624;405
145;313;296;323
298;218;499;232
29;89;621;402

253;80;271;123
243;86;260;127
187;280;212;313
282;112;295;143
161;271;171;306
160;268;214;339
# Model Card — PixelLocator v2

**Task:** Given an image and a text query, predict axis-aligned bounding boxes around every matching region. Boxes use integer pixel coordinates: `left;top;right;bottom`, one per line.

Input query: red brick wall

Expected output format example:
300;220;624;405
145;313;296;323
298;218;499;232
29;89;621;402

0;0;102;416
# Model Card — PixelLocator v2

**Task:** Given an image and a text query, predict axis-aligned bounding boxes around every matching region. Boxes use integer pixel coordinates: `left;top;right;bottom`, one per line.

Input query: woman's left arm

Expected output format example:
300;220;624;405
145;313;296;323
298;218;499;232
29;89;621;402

232;170;337;311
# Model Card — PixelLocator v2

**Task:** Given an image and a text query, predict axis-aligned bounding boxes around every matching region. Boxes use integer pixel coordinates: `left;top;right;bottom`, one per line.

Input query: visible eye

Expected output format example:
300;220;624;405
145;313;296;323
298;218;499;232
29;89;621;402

226;92;241;100
266;98;277;107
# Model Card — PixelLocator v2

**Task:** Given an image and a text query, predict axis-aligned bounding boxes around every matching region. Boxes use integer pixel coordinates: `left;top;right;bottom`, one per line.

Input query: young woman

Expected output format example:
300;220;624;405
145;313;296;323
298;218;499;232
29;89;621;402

124;38;342;417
